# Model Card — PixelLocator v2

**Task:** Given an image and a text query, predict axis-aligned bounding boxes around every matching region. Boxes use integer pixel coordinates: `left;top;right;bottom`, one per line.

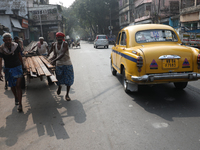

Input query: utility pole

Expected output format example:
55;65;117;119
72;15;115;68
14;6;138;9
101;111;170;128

158;0;161;23
110;8;111;27
39;10;43;37
109;8;112;36
37;2;43;37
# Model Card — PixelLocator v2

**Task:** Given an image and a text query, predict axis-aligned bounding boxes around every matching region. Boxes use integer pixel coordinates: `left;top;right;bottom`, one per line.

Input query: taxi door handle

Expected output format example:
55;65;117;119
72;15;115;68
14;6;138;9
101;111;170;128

123;48;125;50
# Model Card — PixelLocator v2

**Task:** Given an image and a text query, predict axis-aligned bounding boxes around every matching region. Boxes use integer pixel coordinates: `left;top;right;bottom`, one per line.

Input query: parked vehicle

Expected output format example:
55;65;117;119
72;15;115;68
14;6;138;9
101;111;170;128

94;35;109;49
111;24;200;93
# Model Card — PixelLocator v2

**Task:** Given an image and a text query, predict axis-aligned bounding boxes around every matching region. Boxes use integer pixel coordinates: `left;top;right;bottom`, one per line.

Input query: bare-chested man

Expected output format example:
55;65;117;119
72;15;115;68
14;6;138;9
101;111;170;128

50;32;74;101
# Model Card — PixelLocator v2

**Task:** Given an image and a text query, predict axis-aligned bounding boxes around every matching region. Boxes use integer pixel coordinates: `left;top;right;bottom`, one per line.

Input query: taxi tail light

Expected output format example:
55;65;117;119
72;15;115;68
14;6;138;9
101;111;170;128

96;36;99;39
137;56;143;72
106;36;108;39
198;54;200;69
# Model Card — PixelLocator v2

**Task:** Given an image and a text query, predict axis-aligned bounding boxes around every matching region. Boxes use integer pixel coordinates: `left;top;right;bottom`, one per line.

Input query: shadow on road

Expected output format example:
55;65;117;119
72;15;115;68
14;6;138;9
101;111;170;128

25;81;70;139
0;78;87;146
0;107;31;146
58;98;87;124
116;74;200;121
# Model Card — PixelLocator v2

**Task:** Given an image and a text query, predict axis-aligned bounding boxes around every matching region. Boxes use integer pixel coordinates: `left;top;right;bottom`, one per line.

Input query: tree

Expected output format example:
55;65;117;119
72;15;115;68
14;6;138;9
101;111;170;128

62;0;119;39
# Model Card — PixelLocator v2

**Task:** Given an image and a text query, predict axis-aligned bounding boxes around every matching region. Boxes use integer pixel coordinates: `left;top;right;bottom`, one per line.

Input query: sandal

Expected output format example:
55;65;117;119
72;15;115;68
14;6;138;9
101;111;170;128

15;99;19;105
18;105;23;112
57;86;62;95
65;95;71;101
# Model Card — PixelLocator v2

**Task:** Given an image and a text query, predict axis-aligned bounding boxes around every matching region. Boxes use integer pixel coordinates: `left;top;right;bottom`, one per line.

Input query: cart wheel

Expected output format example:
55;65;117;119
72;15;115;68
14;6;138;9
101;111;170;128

21;76;26;89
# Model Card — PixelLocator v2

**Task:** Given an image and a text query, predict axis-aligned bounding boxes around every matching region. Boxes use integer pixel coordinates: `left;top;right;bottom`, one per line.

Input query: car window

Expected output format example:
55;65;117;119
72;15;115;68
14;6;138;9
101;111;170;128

97;35;106;39
135;29;178;43
116;33;121;45
120;32;126;46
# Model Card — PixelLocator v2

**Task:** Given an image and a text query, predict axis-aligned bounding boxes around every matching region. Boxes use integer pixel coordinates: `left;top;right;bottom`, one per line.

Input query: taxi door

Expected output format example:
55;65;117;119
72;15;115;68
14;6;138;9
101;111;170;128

112;32;121;72
116;32;127;71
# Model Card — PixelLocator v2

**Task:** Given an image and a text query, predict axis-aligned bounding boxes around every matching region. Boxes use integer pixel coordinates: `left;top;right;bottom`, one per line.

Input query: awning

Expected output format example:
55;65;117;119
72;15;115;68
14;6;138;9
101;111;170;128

12;28;21;32
11;18;23;29
135;19;152;25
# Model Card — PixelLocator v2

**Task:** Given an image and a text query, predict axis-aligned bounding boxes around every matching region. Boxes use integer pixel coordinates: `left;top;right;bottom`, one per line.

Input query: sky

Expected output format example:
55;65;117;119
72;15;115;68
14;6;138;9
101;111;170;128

49;0;75;8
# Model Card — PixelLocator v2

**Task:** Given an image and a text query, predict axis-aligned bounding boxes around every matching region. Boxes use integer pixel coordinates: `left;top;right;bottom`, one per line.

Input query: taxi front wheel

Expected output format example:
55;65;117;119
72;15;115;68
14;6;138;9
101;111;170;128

122;68;130;93
174;82;188;90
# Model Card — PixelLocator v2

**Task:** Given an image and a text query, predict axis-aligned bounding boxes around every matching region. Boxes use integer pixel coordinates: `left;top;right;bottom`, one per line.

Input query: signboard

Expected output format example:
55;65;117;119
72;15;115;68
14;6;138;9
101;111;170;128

22;19;28;28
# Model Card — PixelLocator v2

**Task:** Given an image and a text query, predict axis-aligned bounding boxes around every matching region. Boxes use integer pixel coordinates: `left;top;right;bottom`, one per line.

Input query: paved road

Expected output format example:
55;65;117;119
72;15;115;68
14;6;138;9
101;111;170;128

0;41;200;150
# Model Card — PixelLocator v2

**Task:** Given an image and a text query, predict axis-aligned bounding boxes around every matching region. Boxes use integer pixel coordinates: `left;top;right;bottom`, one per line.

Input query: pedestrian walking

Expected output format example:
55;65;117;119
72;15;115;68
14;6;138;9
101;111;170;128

0;33;24;112
30;37;49;56
50;32;74;101
14;36;24;55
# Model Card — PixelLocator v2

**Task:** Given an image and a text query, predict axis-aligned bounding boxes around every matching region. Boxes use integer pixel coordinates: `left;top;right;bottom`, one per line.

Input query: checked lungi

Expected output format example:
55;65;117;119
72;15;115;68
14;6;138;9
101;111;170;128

4;65;23;87
55;65;74;86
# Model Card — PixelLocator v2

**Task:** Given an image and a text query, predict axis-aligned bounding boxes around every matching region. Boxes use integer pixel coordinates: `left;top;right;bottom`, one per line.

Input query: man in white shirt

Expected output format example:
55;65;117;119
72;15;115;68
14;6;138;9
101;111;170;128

30;37;49;56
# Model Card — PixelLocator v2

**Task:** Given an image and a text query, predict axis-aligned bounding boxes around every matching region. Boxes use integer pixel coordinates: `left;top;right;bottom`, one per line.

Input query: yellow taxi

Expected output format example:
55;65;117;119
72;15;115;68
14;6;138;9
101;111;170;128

111;24;200;92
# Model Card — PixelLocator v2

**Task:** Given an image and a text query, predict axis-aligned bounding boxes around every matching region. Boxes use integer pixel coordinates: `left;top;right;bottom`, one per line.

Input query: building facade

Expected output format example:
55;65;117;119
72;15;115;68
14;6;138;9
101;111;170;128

134;0;179;26
28;4;64;43
0;0;64;45
118;0;134;29
0;0;29;45
180;0;200;32
118;0;180;30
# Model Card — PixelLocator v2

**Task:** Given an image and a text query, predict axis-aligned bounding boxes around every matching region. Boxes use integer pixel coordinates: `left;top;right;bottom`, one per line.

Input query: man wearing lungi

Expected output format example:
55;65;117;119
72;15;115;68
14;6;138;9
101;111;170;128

0;33;24;112
50;32;74;101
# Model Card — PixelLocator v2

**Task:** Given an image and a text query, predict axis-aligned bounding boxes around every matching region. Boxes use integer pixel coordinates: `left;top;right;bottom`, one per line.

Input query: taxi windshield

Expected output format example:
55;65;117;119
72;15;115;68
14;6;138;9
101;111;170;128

136;29;178;43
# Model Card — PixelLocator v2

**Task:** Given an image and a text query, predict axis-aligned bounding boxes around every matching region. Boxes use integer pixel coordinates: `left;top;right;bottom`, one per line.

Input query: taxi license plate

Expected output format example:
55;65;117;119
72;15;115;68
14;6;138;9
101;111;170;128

163;59;178;69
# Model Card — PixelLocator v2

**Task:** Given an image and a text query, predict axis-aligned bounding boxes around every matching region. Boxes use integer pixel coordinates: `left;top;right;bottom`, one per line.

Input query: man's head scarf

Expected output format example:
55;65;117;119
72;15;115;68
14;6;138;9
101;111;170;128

56;32;65;37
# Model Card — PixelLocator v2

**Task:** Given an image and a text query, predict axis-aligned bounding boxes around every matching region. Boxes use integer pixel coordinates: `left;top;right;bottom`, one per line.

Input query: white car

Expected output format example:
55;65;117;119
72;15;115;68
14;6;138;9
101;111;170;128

94;35;109;49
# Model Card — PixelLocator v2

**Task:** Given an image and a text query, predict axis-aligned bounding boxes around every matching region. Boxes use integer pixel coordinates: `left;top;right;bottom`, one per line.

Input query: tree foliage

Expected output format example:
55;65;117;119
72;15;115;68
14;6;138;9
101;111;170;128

62;0;118;39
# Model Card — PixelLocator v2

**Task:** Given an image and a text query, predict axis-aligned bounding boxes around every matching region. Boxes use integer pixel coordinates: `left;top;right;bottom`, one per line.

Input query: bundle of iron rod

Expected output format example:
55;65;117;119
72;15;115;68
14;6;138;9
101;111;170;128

22;56;57;83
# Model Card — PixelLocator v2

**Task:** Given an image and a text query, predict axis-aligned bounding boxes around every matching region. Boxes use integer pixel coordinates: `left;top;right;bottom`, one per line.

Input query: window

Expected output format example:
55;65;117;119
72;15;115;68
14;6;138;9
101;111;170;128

0;10;6;14
12;9;19;15
181;0;195;9
170;1;179;14
120;32;126;46
197;0;200;5
136;30;178;43
116;33;121;45
97;35;106;39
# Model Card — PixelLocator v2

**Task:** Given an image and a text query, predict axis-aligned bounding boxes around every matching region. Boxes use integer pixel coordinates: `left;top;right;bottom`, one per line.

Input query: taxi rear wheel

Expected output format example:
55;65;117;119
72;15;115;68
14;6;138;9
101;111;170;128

111;60;117;76
174;82;188;90
122;68;130;93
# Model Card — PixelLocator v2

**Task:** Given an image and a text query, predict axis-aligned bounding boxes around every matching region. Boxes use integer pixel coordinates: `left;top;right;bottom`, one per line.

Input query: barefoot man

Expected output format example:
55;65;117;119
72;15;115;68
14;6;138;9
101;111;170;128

0;33;24;112
50;32;74;101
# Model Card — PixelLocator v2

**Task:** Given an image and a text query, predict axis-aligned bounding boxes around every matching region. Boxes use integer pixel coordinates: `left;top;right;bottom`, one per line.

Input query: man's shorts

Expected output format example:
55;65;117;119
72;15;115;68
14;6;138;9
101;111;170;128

55;65;74;86
4;65;23;87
